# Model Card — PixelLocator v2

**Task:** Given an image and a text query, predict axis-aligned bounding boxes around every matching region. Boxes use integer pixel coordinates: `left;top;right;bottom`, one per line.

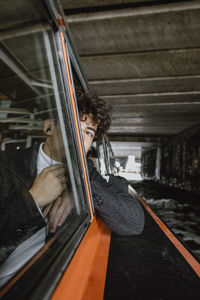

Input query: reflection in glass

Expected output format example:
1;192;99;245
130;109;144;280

0;19;88;288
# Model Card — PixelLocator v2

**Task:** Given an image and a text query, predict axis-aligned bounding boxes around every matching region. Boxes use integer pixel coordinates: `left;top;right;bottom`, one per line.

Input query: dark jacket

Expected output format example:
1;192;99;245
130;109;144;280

87;159;144;236
0;146;144;264
0;147;46;264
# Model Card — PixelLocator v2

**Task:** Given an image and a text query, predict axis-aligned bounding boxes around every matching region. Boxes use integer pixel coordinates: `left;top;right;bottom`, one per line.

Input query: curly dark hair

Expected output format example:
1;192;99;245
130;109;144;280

76;87;111;140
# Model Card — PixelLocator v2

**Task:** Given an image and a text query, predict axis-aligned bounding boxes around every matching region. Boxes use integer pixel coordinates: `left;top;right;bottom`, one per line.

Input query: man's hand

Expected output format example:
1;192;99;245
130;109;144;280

43;190;74;233
29;164;67;207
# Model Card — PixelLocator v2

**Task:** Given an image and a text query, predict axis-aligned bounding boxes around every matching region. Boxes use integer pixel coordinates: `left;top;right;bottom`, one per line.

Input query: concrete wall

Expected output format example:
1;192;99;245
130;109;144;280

141;124;200;193
141;148;156;179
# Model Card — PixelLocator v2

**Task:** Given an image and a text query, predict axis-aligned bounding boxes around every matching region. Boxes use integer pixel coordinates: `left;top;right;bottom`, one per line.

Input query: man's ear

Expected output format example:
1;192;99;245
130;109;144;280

44;119;55;136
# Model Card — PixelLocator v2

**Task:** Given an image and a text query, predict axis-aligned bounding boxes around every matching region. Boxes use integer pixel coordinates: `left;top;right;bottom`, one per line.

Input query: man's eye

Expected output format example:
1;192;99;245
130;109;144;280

86;131;93;137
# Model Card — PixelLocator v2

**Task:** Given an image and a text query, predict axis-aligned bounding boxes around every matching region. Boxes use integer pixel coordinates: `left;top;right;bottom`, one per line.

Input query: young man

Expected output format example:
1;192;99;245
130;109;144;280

0;90;144;286
29;90;144;235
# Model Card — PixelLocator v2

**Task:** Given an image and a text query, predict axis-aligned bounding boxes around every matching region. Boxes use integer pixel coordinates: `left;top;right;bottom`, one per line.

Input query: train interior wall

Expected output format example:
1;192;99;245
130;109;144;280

141;123;200;194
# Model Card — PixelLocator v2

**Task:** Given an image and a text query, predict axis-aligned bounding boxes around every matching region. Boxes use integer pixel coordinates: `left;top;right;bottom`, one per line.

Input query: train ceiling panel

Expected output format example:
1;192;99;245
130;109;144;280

62;0;154;10
63;0;200;142
80;50;200;79
65;7;200;55
89;76;200;95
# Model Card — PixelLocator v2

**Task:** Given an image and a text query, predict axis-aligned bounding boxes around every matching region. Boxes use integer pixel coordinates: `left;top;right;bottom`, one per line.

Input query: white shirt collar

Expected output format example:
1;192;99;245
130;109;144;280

37;142;61;175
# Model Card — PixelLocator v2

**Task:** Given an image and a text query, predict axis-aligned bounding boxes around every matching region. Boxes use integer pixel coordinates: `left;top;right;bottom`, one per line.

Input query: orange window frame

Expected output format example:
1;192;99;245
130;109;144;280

50;30;111;300
59;31;94;220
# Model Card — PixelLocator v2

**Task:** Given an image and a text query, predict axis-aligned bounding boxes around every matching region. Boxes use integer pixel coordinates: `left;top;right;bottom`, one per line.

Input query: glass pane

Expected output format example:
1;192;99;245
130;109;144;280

98;143;107;175
0;7;89;288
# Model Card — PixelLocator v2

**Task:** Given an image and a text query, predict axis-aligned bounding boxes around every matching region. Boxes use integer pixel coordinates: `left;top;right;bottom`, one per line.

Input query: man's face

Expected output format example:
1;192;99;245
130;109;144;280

80;113;97;154
44;113;97;161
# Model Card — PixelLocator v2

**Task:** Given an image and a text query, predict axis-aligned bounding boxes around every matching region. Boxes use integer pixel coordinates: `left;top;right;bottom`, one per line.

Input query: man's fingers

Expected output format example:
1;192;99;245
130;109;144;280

49;195;72;232
53;203;69;229
57;195;74;226
30;163;69;207
58;206;71;226
50;196;62;219
43;164;67;179
44;164;65;171
51;200;66;231
43;203;52;218
53;168;66;178
49;197;62;231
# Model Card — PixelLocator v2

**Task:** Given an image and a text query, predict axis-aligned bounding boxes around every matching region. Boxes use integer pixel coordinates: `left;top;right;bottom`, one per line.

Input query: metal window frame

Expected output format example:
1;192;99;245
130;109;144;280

0;1;95;298
43;0;94;217
58;28;95;216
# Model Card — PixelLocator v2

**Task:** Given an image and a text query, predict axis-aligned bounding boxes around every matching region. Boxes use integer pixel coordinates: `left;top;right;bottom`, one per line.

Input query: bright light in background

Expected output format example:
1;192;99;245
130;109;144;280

111;141;143;180
117;155;142;181
110;141;155;181
100;158;106;175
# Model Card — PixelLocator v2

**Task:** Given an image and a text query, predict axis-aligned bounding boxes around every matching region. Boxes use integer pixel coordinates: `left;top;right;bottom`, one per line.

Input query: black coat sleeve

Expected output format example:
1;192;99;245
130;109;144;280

87;159;145;235
0;171;46;264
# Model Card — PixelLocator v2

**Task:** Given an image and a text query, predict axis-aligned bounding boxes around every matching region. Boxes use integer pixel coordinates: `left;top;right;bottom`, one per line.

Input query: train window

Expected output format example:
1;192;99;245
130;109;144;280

96;138;116;176
97;143;107;175
105;138;116;175
0;1;91;294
